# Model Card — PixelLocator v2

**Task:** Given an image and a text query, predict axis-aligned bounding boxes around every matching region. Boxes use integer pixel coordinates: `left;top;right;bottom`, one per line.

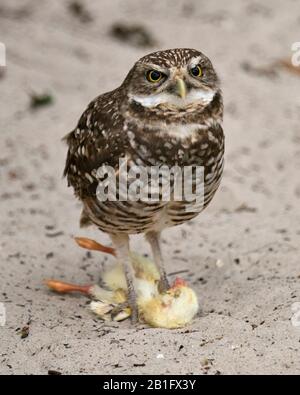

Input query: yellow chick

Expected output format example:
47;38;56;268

139;278;199;329
95;255;199;328
46;237;199;329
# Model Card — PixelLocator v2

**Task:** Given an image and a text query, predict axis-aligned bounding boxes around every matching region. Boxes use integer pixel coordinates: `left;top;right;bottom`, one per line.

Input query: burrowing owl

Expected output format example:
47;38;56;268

64;48;224;322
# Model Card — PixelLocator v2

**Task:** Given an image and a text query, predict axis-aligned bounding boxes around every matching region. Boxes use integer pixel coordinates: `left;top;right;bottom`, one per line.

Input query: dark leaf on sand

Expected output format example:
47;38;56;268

68;1;93;23
110;23;156;48
30;93;54;110
19;326;30;339
48;370;62;375
241;61;278;79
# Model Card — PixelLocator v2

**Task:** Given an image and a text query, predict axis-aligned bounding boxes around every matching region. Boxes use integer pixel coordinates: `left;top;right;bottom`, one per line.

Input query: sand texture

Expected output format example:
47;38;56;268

0;0;300;375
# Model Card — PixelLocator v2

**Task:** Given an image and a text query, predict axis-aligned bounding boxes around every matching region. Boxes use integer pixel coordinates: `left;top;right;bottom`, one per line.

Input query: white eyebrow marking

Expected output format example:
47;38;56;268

140;63;169;74
129;94;167;107
189;56;202;68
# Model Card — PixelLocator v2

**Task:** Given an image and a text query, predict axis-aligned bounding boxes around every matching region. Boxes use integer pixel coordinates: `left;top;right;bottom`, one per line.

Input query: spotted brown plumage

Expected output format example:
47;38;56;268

64;48;224;323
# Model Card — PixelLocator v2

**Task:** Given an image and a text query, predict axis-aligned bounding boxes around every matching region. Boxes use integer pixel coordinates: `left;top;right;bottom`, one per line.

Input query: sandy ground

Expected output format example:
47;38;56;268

0;0;300;375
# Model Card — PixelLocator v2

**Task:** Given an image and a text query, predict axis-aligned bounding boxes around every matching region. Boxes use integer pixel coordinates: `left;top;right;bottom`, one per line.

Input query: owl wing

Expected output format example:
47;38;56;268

64;92;129;199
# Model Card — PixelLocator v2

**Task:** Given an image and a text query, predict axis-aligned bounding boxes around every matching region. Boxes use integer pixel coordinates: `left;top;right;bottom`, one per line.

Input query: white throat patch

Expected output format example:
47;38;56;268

129;89;215;108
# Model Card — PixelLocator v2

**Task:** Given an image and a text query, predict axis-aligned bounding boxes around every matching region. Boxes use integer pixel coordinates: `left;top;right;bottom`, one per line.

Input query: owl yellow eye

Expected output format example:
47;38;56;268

190;65;202;77
146;70;163;83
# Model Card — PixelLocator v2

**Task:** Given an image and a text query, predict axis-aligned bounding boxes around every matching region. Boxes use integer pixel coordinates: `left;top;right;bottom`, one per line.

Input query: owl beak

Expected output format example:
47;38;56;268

176;78;187;99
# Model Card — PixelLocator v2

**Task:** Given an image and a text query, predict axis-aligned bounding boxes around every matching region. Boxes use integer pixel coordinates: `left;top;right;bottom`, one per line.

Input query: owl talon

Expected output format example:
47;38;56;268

111;300;138;323
158;277;170;293
110;302;130;320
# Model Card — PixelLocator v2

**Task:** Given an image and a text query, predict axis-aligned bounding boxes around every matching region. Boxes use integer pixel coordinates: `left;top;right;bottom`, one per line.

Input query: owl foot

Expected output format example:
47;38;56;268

90;300;131;322
158;276;170;293
110;302;131;321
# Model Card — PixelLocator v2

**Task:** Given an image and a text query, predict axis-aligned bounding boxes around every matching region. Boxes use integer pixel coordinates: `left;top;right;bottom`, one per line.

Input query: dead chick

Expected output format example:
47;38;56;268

46;237;198;328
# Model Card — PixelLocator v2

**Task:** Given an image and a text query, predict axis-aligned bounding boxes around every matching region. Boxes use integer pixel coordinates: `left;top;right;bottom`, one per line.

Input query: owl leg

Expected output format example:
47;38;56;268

110;233;138;324
145;231;170;292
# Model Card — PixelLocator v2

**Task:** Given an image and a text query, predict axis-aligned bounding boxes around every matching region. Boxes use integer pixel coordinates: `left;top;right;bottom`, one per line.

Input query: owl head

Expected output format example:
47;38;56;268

124;48;220;109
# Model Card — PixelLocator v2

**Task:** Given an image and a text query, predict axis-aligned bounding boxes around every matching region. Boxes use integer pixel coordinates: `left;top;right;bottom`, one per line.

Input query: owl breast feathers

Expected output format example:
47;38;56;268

64;48;224;234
